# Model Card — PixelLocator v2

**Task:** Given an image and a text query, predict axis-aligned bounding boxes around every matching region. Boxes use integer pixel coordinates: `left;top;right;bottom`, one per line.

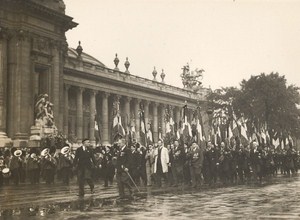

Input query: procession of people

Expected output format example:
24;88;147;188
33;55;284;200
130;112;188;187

0;136;299;198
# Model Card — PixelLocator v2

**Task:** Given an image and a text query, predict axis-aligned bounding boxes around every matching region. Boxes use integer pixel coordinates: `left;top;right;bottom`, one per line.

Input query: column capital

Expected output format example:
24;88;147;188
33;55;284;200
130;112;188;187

101;91;110;98
113;94;121;101
64;84;71;91
143;100;150;106
152;102;158;107
134;98;141;104
160;103;166;109
89;89;98;96
123;96;132;102
168;105;174;110
77;87;85;93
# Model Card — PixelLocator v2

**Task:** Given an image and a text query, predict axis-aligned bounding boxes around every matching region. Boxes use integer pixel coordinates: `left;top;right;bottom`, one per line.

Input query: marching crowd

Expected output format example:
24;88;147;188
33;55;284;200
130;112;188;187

0;138;299;193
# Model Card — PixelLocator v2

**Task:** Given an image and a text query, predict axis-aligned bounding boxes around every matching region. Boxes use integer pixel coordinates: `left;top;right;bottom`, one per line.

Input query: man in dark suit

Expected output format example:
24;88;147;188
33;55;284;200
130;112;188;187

116;138;133;199
74;138;96;196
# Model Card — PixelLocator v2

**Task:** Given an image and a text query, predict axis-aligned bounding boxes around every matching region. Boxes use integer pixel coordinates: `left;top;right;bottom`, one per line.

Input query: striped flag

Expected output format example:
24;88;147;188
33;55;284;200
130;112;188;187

182;103;192;138
196;118;203;141
146;123;153;144
140;107;147;146
112;114;125;140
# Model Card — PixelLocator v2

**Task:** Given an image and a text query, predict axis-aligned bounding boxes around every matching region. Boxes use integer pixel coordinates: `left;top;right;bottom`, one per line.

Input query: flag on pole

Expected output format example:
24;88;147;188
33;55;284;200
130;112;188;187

182;103;192;138
216;125;222;144
261;129;266;143
166;117;175;134
146;123;153;144
112;114;125;140
240;124;248;141
288;135;294;146
174;122;181;140
232;119;239;137
273;138;280;148
196;118;203;141
228;124;233;139
140;107;147;146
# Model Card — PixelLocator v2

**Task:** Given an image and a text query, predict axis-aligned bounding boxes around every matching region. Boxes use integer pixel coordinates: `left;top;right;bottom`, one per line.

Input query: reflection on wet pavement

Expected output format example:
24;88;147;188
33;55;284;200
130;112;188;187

1;176;300;219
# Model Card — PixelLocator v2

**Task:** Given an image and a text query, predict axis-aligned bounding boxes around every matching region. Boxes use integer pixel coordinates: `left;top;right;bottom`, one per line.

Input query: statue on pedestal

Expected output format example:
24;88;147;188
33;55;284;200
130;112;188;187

30;94;57;143
180;63;204;92
34;94;54;127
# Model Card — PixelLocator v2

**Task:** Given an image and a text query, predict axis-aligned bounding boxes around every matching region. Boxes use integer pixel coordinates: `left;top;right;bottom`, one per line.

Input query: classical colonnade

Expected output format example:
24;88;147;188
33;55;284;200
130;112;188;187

63;84;194;146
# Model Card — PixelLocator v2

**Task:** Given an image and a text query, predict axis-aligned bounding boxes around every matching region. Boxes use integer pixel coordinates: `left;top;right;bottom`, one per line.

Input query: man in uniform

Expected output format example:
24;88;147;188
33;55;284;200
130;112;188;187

171;140;185;186
116;138;133;199
74;138;96;197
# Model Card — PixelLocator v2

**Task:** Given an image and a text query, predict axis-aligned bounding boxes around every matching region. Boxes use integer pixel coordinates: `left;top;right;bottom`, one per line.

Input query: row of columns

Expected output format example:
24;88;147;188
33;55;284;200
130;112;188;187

63;85;186;146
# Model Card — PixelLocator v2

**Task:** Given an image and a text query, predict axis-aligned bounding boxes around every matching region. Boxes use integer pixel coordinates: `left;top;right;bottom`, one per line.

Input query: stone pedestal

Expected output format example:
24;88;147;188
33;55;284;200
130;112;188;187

0;132;12;147
29;121;57;147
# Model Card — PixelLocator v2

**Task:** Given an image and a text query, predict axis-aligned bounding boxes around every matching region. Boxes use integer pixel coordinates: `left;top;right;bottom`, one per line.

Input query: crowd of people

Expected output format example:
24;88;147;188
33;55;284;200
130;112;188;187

0;138;299;197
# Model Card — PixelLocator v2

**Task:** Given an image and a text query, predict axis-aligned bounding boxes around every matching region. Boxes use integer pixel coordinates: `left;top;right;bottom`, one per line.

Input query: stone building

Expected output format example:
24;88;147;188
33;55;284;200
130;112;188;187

0;0;209;147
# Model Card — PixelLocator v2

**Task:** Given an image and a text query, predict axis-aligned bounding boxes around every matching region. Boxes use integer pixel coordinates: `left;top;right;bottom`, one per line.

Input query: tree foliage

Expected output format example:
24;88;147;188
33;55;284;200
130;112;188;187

207;72;300;139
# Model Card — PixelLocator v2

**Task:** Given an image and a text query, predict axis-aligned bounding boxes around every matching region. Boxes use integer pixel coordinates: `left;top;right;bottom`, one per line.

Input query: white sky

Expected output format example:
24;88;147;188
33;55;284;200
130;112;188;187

64;0;300;90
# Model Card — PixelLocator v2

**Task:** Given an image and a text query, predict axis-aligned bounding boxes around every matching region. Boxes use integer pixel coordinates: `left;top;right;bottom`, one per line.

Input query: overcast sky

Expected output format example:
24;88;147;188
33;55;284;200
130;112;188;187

64;0;300;90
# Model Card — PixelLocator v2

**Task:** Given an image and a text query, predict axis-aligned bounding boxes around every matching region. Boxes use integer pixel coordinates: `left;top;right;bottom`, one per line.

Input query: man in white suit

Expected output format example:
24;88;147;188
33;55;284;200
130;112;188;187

153;140;169;187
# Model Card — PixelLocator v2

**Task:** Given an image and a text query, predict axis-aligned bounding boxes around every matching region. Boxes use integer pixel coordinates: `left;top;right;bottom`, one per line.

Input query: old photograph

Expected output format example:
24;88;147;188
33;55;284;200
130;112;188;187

0;0;300;219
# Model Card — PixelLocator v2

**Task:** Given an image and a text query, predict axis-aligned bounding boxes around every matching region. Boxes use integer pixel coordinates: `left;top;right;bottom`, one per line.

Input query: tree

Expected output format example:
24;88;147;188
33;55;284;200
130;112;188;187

206;72;300;143
234;72;300;140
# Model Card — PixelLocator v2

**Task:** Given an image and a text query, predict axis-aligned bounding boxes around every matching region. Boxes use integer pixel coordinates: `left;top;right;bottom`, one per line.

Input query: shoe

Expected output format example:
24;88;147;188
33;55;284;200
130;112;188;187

91;189;95;194
77;194;84;197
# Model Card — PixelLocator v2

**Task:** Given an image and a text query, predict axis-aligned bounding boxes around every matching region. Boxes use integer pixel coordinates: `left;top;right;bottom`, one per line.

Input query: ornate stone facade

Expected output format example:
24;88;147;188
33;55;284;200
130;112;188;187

0;0;210;147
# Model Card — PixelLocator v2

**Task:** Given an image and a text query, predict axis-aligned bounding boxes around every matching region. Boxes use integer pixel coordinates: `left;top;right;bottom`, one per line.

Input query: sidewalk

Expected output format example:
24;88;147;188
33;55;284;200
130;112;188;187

0;181;119;211
0;174;292;213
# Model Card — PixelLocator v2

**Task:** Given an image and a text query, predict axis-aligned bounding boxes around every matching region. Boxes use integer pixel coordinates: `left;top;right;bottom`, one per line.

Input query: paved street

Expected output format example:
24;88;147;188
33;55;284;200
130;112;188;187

1;175;300;219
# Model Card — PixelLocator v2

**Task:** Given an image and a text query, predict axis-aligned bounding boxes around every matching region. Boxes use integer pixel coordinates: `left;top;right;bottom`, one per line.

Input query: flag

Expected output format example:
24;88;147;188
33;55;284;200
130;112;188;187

166;117;175;134
216;125;222;144
228;124;233;139
182;103;192;138
213;127;217;146
288;135;294;146
140;108;147;146
196;119;203;141
95;121;99;131
273;138;280;148
261;129;266;143
147;130;153;144
232;119;239;137
112;114;125;140
174;122;181;140
240;124;248;141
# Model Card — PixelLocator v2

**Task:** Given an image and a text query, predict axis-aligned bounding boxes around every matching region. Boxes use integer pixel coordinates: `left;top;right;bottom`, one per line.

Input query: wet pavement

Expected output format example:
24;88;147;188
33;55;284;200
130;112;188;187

1;175;300;219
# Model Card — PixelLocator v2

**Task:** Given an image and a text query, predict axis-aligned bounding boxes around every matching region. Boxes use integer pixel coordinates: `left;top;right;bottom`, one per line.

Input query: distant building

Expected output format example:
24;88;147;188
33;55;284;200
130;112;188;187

0;0;209;147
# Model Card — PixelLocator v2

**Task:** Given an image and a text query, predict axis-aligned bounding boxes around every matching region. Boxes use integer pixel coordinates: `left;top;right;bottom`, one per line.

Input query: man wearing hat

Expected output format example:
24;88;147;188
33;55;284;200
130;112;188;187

74;138;96;196
10;149;22;185
116;138;133;199
0;156;5;187
59;144;73;185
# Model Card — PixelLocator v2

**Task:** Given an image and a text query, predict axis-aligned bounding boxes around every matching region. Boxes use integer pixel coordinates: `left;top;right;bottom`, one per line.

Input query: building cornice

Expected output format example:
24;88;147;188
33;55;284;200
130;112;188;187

0;0;78;31
63;67;208;107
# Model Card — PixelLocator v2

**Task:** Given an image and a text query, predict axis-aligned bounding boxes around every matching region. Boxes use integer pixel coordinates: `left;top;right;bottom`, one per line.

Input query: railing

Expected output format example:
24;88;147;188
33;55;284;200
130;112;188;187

65;56;210;101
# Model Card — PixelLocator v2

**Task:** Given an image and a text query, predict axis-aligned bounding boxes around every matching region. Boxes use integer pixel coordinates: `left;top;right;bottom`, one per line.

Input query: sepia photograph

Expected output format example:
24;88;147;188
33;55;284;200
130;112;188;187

0;0;300;219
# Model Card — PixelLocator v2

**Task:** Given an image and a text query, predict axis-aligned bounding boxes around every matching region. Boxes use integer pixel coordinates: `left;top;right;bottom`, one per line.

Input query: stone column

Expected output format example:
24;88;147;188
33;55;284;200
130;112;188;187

124;96;131;130
189;108;194;122
7;31;31;144
134;99;141;142
101;92;109;145
144;100;149;127
161;104;166;138
89;90;97;145
63;84;70;136
0;31;11;146
175;106;181;125
153;102;158;143
76;87;84;142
